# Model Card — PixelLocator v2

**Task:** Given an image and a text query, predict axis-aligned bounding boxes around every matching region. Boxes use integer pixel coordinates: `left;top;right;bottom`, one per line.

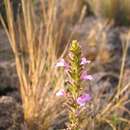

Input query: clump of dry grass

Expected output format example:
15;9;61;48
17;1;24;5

0;0;68;129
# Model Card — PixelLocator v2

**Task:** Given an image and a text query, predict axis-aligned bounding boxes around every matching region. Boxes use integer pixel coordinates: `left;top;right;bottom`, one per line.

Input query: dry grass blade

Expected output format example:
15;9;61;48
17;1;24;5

117;33;129;95
102;118;117;130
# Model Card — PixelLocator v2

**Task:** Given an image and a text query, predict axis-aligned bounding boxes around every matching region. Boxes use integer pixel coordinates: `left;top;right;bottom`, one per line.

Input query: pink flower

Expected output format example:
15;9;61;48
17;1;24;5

80;57;91;65
56;89;66;96
76;93;91;106
81;71;93;80
55;58;69;70
55;58;66;67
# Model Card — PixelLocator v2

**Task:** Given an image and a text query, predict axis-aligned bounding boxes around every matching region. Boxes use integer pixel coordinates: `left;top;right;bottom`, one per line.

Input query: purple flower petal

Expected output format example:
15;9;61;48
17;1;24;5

76;93;91;106
81;71;93;80
55;58;66;67
56;89;66;96
80;57;91;65
55;58;69;70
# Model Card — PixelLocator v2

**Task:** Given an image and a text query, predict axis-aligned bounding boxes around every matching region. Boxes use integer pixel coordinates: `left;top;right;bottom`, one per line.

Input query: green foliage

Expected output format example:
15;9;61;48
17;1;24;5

69;40;82;97
111;114;120;126
67;40;82;130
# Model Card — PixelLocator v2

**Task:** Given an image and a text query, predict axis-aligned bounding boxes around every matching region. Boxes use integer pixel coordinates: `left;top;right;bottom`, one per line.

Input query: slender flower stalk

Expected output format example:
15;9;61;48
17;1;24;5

56;40;92;130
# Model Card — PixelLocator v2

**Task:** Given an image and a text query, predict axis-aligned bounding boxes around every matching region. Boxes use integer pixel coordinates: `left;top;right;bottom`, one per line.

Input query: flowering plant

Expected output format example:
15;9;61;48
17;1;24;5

56;40;93;130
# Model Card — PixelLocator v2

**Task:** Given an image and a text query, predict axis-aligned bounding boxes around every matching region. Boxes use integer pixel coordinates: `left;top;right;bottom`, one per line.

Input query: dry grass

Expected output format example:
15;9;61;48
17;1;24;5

86;0;130;25
0;0;130;130
95;34;130;129
0;0;68;129
80;21;130;130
